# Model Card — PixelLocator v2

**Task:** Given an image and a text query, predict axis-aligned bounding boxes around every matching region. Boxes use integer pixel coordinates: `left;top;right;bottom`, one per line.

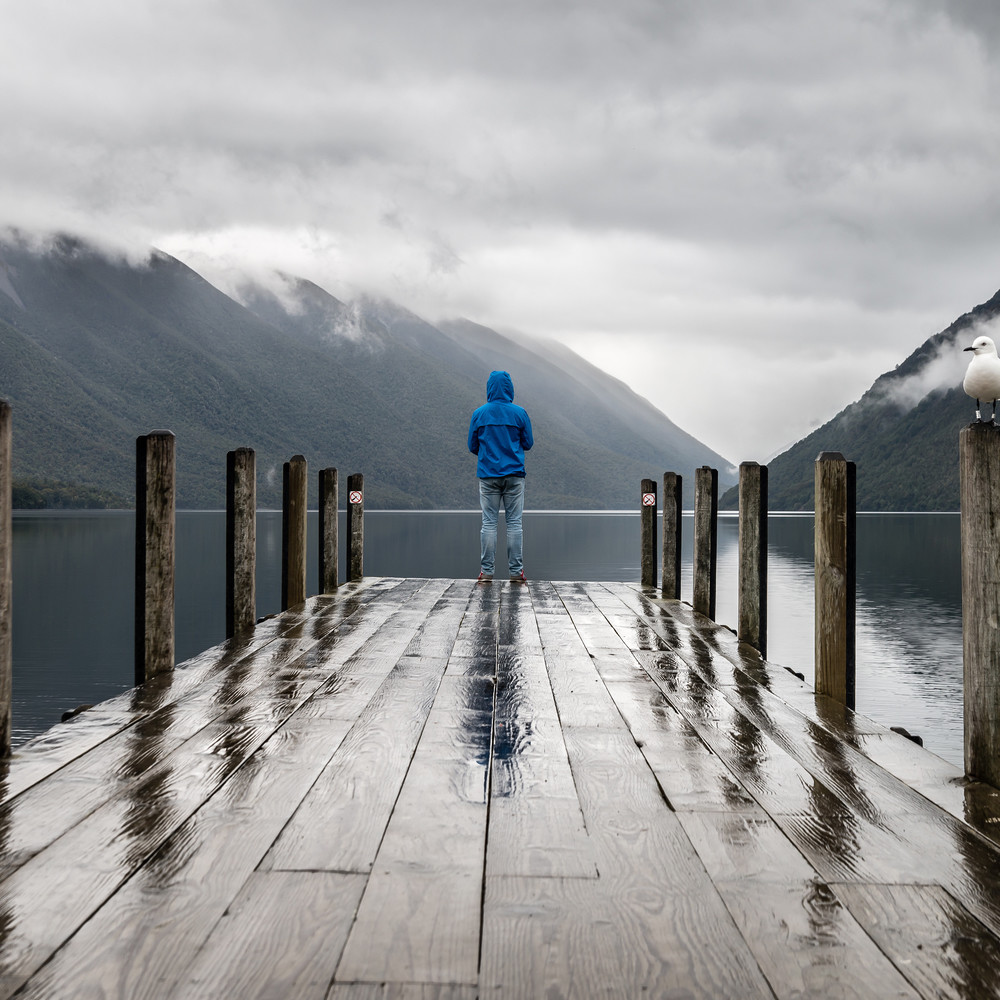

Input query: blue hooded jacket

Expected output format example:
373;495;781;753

468;371;534;479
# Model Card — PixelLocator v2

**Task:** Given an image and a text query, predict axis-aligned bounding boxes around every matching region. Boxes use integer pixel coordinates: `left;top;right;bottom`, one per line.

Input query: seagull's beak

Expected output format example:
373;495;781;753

964;346;976;352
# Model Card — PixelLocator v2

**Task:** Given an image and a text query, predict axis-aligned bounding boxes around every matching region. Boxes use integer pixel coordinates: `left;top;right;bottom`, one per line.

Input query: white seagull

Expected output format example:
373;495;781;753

964;335;1000;421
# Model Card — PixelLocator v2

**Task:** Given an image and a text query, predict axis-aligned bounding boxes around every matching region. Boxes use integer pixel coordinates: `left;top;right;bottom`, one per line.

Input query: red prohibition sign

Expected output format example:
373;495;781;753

642;493;656;506
349;490;363;504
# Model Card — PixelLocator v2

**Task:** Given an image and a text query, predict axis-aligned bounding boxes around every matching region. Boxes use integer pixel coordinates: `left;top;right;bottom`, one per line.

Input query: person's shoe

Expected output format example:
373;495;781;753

509;571;526;583
477;572;493;583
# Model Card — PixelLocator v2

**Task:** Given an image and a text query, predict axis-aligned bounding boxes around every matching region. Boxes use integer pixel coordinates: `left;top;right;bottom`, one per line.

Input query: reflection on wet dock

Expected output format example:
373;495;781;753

1;576;999;999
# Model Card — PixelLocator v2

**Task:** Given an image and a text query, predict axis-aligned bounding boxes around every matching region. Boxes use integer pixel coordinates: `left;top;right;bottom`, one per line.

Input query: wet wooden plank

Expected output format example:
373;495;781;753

2;577;999;999
834;882;1000;1000
334;871;482;986
328;984;478;999
488;636;597;878
482;874;773;999
655;636;1000;935
262;662;445;874
602;583;1000;938
532;613;588;653
2;577;410;802
677;811;922;999
1;601;324;798
1;583;449;997
175;871;366;1000
8;716;356;1000
401;596;468;659
486;795;597;878
0;589;430;888
512;728;772;997
334;652;492;986
544;653;623;729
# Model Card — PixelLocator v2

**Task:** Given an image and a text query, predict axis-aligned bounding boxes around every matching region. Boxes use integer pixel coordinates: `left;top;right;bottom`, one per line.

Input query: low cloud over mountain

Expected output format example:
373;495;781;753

723;288;1000;511
0;233;734;509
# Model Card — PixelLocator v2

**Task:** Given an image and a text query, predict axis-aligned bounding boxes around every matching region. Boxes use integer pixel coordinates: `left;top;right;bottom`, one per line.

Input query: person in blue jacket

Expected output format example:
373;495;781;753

468;370;534;583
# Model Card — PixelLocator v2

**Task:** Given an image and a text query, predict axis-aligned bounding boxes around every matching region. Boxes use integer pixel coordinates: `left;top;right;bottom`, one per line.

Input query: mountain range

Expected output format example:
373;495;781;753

0;233;735;510
721;289;1000;511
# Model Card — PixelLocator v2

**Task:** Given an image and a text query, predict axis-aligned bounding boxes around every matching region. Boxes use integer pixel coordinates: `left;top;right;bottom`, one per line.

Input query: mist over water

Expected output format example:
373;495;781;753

11;511;963;765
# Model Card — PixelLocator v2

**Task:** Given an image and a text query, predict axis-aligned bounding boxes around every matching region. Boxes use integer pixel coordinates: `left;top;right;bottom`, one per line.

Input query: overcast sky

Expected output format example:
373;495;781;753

4;0;1000;462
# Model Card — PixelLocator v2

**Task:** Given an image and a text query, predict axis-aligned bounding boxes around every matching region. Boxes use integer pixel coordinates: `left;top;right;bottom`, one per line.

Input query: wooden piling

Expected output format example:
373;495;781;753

282;455;308;610
226;448;256;638
319;468;338;593
135;431;175;685
738;462;768;657
347;473;364;582
960;424;1000;787
640;478;657;588
0;402;11;754
661;472;683;600
814;452;856;709
693;466;718;619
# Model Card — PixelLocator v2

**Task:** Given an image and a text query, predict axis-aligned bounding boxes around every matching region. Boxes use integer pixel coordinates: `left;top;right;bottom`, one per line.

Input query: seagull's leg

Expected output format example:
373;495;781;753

993;399;998;422
976;400;983;421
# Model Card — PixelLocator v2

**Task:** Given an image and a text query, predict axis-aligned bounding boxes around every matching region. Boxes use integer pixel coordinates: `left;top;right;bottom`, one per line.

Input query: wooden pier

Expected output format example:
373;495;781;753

1;576;999;999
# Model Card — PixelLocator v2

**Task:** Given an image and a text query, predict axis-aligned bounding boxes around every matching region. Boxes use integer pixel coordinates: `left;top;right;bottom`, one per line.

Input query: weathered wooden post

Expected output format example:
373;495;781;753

135;431;175;685
814;452;855;709
282;455;308;610
226;448;256;638
319;468;338;593
0;402;11;754
693;466;718;619
347;473;364;582
661;472;683;600
960;424;1000;787
738;462;768;656
640;478;657;588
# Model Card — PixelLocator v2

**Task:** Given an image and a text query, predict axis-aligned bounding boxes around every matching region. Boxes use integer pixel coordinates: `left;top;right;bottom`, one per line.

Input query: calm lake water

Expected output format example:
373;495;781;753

10;510;963;766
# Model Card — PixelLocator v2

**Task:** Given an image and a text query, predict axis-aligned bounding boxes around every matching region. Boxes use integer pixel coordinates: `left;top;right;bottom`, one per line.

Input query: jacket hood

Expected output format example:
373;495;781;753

486;370;514;403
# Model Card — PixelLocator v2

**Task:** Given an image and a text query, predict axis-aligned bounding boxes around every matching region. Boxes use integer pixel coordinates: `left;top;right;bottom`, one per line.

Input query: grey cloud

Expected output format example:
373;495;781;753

3;0;1000;460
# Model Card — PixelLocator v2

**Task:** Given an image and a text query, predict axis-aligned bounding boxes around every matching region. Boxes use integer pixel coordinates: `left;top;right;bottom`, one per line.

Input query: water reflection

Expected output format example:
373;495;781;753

713;513;963;766
11;510;964;765
119;677;177;871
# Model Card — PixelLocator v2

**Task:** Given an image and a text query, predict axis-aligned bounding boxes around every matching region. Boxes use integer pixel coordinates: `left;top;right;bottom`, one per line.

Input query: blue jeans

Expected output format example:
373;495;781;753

479;476;525;576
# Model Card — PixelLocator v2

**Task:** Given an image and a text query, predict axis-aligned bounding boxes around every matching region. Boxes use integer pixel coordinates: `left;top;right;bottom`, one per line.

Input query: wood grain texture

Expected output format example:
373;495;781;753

263;667;444;873
335;871;482;986
175;871;366;1000
676;811;921;997
0;578;996;998
226;447;256;638
716;879;920;999
135;431;176;684
960;424;1000;786
835;881;1000;1000
482;874;774;999
693;465;718;620
0;583;435;997
347;472;364;582
282;455;308;610
9;716;354;999
319;467;339;594
814;452;856;709
487;794;598;878
640;476;657;588
328;984;478;999
661;471;683;600
737;461;767;657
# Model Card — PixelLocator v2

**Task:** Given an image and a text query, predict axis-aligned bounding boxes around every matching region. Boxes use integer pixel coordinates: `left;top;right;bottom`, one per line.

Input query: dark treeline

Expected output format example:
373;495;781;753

13;478;130;510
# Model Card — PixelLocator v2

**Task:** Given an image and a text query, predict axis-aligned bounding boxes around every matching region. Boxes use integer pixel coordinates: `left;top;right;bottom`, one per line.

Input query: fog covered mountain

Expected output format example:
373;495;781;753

722;288;1000;511
0;233;735;509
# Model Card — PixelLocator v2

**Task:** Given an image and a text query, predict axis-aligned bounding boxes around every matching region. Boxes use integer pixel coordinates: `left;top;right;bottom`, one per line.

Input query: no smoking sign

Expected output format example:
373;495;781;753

642;493;656;507
349;491;363;504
